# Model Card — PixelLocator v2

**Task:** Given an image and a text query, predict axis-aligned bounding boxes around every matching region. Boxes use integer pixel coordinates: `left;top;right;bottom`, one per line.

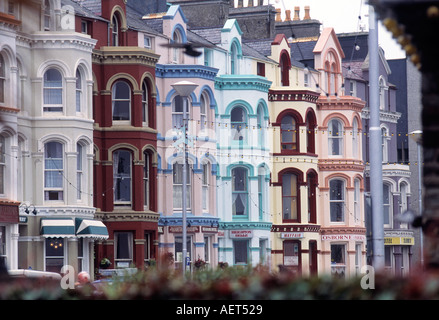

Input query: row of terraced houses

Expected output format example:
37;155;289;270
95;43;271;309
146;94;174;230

0;0;418;279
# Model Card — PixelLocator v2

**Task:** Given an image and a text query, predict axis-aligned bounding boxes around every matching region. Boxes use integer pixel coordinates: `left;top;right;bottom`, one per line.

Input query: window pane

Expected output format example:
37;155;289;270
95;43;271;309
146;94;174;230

116;232;132;260
234;241;248;264
232;168;247;191
331;244;345;264
113;150;131;202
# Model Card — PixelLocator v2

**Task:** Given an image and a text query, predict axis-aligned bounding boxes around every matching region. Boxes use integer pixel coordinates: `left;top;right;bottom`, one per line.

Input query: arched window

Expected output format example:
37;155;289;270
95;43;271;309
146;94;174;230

44;141;64;201
257;105;265;147
76;69;83;113
352;118;359;158
0;135;5;194
142;80;149;125
329;179;345;222
43;68;63;112
383;183;392;227
324;51;339;95
112;81;131;121
282;172;299;222
354;178;360;224
44;0;51;31
382;127;389;163
328;119;343;156
379;77;386;110
0;55;5;103
400;182;409;229
202;162;210;212
281;115;298;151
232;167;248;218
307;171;317;224
200;94;208;131
172;30;182;63
306;111;316;154
172;95;185;129
231;106;247;142
112;14;120;46
173;162;191;210
230;43;238;74
76;143;84;200
113;149;132;206
280;52;290;86
143;151;151;209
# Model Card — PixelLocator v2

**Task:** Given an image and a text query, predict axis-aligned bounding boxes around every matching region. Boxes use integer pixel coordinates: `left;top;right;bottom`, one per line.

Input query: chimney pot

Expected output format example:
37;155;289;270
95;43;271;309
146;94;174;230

275;8;282;22
293;6;300;20
285;10;291;21
304;6;311;20
248;0;254;7
238;0;243;8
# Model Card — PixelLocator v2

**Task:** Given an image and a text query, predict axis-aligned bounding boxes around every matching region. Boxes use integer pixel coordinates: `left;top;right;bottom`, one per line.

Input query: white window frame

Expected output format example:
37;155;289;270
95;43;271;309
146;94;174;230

114;231;133;268
44;141;64;201
329;178;345;223
76;69;83;113
173;162;191;211
202;162;209;212
113;149;132;207
43;68;64;113
112;81;131;123
142;80;149;126
328;119;343;157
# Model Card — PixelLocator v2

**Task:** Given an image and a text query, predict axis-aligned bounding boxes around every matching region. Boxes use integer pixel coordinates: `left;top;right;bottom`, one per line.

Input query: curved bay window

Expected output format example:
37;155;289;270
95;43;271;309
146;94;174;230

306;111;317;154
282;172;299;222
43;68;63;112
112;81;131;122
173;162;191;210
232;167;248;218
281;115;298;152
113;150;132;206
328;119;343;156
112;14;120;46
307;171;317;224
0;55;5;103
44;141;64;201
231;106;247;142
172;95;185;129
142;81;149;126
329;179;345;222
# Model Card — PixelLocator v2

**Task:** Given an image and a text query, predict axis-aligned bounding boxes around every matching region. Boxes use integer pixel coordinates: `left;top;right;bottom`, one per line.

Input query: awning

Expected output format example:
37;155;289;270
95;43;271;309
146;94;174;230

40;218;75;238
75;218;109;239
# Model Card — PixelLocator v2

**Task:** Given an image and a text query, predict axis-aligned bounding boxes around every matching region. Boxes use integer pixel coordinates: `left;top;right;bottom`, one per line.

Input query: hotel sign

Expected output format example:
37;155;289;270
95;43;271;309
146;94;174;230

384;237;414;245
321;234;366;241
280;232;304;239
229;230;253;238
168;226;200;233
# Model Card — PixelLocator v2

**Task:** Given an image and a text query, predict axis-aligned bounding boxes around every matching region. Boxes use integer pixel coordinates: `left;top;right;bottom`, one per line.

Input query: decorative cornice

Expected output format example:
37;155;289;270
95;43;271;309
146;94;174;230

0;106;20;114
317;95;366;112
215;75;272;93
219;221;272;230
156;64;218;81
268;89;319;103
18;32;97;52
271;224;320;233
96;210;160;222
361;107;402;124
320;226;366;235
318;159;364;172
159;216;220;226
92;47;160;67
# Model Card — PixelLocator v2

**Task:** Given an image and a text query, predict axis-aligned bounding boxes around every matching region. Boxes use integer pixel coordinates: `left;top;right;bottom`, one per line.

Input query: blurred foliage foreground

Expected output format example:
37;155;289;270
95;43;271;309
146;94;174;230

1;265;439;300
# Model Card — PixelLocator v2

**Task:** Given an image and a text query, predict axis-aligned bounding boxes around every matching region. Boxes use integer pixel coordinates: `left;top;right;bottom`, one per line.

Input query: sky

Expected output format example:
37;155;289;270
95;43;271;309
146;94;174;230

268;0;406;60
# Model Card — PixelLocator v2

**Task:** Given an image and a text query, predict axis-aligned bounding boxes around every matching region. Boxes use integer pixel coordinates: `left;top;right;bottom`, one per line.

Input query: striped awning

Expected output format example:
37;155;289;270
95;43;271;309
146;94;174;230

40;218;75;238
75;218;108;239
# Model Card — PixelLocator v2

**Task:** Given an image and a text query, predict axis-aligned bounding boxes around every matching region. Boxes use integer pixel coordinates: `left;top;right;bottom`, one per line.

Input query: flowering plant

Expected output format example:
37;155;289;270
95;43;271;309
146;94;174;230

99;258;111;269
194;258;207;270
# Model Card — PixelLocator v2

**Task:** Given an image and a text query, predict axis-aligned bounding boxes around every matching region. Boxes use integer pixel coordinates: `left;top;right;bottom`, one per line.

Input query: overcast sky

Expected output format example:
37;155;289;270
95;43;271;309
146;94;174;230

268;0;406;60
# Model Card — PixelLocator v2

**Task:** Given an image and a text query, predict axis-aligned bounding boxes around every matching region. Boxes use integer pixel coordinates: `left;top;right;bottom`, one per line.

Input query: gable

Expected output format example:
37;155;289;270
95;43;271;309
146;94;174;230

313;27;345;59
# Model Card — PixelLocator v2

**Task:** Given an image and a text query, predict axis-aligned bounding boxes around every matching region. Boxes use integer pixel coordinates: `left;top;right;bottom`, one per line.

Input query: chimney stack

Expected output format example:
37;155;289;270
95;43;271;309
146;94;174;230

285;9;291;21
293;6;300;20
304;6;311;20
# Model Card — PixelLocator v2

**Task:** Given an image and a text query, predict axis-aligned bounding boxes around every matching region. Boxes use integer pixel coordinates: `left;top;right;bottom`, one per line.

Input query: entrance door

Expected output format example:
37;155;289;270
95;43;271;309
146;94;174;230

283;240;301;275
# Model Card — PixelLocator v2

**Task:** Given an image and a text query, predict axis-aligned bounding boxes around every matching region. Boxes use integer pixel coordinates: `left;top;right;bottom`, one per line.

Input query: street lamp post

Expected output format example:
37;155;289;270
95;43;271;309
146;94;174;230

171;81;198;278
410;129;424;268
